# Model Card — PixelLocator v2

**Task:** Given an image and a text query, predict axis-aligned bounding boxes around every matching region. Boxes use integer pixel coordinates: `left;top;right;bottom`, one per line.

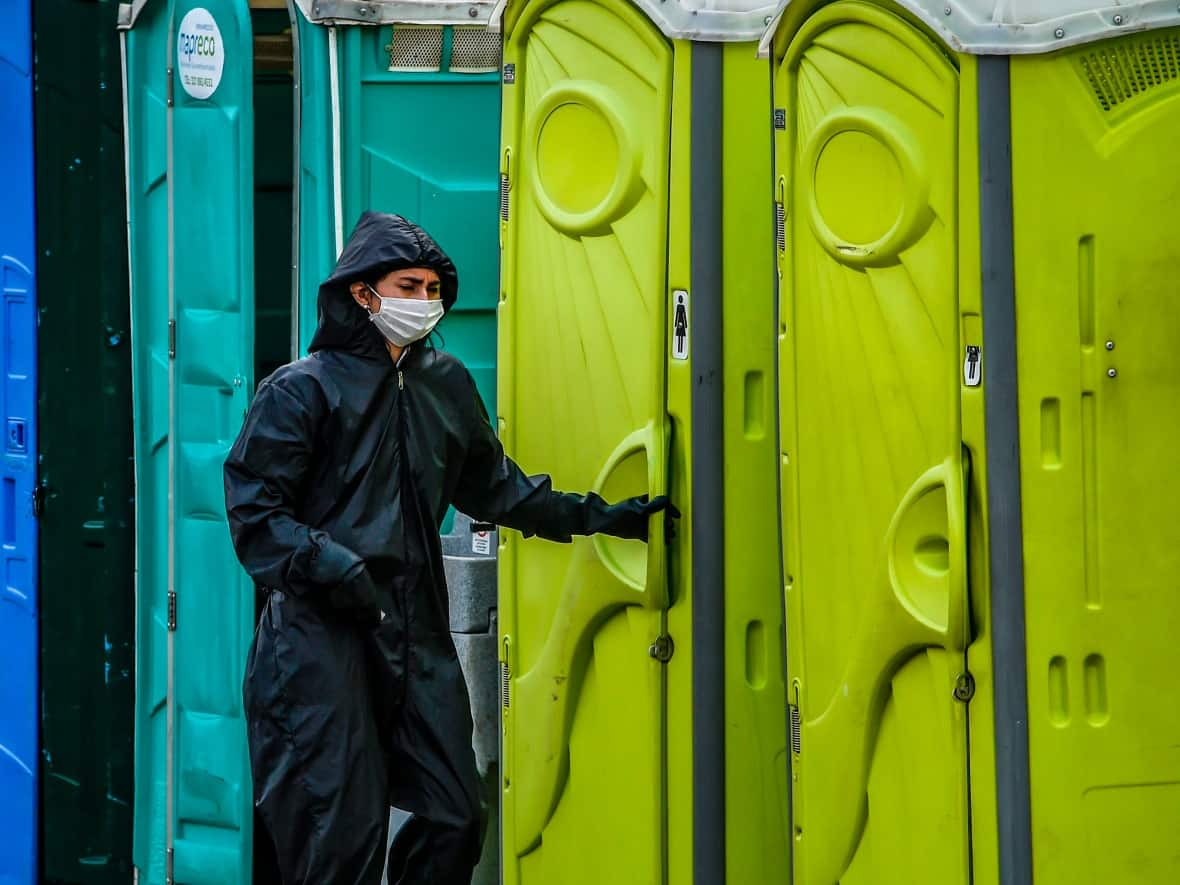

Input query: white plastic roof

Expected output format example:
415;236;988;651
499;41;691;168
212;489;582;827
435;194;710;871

491;0;779;40
631;0;781;41
293;0;499;26
760;0;1180;56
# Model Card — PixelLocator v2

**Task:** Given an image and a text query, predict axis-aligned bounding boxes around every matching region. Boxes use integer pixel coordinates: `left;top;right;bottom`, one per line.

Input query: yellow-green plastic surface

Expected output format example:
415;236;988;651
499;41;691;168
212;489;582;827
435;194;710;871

1010;31;1180;885
498;1;672;882
720;44;792;885
774;3;971;882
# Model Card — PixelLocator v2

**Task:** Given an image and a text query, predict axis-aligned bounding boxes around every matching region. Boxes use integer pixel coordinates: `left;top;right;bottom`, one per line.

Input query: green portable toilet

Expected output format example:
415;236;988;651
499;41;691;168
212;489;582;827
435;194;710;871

289;0;502;431
494;2;789;883
120;1;260;882
36;1;137;881
764;1;1180;883
121;1;506;881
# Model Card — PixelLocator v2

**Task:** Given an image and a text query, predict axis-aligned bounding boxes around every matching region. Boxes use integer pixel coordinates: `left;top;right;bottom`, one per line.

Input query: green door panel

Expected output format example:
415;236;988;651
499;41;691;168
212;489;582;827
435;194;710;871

1010;31;1180;885
292;14;335;353
36;0;136;879
124;5;173;879
171;2;255;881
499;1;671;882
335;25;501;421
719;44;792;885
126;2;255;882
774;4;969;882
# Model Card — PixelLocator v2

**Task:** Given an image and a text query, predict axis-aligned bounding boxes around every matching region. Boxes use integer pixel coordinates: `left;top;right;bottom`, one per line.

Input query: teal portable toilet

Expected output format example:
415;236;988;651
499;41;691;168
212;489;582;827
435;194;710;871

121;1;503;881
290;0;502;428
120;2;258;882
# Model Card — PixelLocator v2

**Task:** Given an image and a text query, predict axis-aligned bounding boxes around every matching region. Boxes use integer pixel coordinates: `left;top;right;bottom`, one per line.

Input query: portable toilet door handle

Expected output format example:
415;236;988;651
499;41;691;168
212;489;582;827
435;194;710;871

591;418;670;610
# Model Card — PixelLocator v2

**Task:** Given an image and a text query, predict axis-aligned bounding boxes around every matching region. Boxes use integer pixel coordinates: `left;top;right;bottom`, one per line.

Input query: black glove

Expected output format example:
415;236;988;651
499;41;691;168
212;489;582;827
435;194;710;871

595;494;680;542
326;565;390;627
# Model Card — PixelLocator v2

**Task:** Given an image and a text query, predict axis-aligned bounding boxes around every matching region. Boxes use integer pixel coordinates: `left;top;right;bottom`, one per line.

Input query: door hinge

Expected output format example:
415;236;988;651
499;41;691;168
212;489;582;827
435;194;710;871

647;633;675;663
953;671;976;703
788;703;802;755
165;847;174;885
167;591;177;631
499;174;510;222
168;320;176;359
166;68;174;107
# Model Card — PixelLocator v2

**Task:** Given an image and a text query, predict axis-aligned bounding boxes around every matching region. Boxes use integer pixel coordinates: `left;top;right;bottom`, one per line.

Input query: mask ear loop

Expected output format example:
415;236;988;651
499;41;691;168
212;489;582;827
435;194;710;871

362;283;382;317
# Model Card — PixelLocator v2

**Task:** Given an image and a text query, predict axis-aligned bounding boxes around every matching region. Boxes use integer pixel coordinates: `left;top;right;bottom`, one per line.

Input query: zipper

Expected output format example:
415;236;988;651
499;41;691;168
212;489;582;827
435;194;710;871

398;370;404;390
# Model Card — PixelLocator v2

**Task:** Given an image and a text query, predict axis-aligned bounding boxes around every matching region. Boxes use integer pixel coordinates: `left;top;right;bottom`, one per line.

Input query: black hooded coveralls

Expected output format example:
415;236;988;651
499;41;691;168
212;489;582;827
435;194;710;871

225;213;664;884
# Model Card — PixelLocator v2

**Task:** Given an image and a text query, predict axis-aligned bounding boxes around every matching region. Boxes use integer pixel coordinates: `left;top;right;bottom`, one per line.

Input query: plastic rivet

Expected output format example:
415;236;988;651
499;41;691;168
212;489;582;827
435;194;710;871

1055;27;1066;38
1114;14;1123;24
1105;340;1115;351
469;5;479;16
1107;368;1118;378
944;6;952;15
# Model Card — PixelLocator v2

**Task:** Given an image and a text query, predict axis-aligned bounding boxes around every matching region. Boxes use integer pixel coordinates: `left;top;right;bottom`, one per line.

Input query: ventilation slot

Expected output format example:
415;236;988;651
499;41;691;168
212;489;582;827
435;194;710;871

1078;32;1180;112
789;704;801;755
385;25;444;72
450;27;501;73
500;660;511;709
775;202;786;253
499;174;510;222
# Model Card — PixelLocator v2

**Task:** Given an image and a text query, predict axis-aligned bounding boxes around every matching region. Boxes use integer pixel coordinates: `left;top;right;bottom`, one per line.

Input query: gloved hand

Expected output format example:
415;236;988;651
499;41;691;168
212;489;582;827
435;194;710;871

326;565;390;627
596;494;680;542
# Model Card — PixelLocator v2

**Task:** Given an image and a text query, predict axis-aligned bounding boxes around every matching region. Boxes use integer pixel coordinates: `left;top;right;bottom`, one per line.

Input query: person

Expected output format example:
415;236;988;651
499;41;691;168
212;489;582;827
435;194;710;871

224;212;674;885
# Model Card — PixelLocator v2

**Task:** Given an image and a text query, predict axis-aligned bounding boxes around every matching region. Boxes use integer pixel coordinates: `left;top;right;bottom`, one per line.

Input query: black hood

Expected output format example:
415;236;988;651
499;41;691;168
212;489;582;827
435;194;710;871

308;211;459;358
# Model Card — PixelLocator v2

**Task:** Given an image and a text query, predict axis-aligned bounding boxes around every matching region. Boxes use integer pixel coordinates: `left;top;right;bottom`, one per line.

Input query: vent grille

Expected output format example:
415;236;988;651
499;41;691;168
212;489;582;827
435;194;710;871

450;27;500;73
775;202;786;252
500;174;510;221
789;704;801;755
385;25;443;72
1078;32;1180;112
500;660;511;709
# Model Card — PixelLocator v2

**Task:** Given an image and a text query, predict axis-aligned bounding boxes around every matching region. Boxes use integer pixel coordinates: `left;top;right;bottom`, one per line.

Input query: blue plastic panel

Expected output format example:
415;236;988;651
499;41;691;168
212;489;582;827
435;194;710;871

0;5;39;882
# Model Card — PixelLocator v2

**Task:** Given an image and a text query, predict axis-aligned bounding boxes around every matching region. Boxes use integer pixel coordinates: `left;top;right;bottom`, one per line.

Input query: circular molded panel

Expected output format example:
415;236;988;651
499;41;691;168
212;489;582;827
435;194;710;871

804;108;931;267
529;83;642;236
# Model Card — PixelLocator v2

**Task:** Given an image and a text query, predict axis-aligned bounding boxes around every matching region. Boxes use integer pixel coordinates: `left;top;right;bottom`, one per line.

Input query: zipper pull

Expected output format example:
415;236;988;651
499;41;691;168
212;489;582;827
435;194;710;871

398;370;404;390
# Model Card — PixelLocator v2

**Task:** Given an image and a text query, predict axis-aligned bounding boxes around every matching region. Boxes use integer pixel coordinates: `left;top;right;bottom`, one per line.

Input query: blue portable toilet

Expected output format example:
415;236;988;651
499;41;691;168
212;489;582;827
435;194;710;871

0;1;39;881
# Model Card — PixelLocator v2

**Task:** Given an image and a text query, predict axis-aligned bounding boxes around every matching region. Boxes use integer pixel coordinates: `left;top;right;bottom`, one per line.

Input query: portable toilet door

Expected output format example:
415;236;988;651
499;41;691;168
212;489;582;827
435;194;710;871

495;1;789;884
289;0;503;431
0;3;39;881
120;2;257;883
765;1;1180;883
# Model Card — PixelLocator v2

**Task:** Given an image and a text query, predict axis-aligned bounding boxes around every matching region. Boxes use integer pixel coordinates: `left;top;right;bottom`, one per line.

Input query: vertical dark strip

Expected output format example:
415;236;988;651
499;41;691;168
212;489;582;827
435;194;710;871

690;40;725;885
978;55;1034;885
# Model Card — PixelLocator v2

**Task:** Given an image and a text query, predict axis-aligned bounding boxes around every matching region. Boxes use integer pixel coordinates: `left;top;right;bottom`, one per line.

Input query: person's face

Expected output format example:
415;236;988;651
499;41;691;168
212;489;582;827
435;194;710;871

350;266;442;313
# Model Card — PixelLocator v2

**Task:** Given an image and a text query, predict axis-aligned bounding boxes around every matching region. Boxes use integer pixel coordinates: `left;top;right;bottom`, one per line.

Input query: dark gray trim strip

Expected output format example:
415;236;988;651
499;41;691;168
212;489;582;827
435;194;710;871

978;55;1033;885
690;40;726;885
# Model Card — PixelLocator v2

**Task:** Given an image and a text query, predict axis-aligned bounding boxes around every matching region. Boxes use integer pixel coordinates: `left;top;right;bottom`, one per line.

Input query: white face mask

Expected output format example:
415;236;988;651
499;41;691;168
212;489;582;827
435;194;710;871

366;284;445;347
